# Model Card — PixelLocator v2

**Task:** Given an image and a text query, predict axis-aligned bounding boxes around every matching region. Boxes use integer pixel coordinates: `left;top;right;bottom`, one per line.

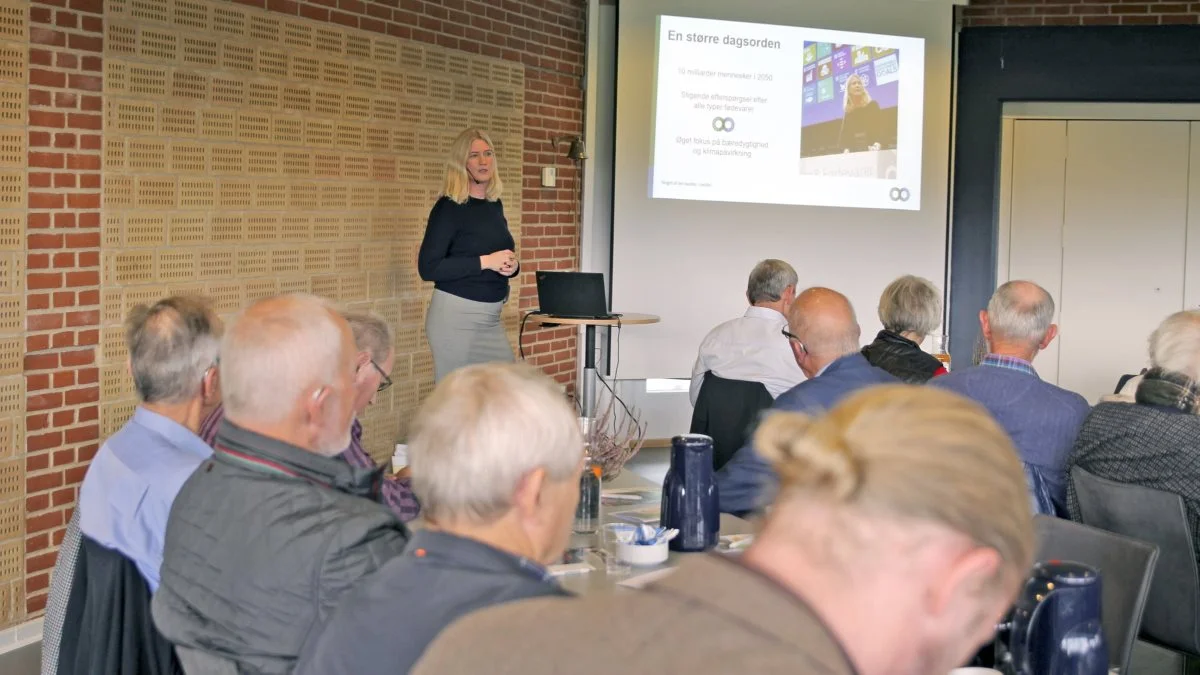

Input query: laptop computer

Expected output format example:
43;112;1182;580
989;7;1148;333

535;271;615;319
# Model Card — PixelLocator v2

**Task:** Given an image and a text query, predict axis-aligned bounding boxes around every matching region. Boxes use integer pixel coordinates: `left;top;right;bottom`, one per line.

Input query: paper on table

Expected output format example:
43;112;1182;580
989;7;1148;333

617;567;677;589
547;561;595;577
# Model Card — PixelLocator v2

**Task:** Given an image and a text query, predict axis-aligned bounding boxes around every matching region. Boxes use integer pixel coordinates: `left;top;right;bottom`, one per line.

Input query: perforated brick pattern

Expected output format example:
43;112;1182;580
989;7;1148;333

100;0;526;464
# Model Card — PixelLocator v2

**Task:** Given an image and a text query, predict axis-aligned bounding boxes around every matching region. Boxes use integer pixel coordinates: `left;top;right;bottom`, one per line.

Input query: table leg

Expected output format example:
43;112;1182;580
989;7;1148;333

582;323;596;419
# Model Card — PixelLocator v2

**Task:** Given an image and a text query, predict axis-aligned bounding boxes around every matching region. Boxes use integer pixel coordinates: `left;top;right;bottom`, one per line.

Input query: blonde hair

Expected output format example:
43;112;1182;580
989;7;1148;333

843;74;872;113
756;385;1034;574
441;128;503;204
409;362;582;523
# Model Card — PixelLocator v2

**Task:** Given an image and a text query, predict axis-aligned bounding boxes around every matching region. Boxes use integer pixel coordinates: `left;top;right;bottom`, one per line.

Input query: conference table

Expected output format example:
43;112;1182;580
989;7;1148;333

555;468;755;595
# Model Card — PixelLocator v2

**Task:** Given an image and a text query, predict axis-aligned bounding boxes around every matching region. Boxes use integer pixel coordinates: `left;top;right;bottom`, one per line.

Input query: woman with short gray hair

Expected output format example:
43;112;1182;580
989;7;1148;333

861;275;947;383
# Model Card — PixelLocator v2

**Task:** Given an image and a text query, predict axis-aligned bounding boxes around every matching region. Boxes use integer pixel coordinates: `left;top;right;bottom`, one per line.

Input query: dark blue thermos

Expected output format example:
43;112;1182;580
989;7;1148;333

1009;561;1108;675
660;434;719;552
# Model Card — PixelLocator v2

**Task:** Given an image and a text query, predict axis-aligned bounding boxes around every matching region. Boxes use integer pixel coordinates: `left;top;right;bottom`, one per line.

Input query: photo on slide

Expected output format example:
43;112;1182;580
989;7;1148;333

799;43;900;180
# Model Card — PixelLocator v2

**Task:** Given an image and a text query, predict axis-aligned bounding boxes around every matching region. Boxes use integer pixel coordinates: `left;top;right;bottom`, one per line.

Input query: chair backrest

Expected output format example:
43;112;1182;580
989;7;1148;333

689;372;773;470
1072;467;1200;654
41;509;82;675
57;535;181;675
1033;515;1159;674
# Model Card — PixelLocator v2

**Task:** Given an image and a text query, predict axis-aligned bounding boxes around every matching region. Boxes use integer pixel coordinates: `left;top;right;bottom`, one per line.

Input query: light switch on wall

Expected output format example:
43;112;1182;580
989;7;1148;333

541;166;556;187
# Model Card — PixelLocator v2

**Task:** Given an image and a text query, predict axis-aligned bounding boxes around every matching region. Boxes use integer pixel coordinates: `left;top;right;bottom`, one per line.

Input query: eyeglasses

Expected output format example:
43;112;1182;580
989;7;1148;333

370;360;393;392
781;328;808;354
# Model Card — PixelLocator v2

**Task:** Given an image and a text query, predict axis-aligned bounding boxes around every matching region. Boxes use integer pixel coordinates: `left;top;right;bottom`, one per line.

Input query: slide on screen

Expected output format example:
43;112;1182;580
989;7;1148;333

650;14;926;211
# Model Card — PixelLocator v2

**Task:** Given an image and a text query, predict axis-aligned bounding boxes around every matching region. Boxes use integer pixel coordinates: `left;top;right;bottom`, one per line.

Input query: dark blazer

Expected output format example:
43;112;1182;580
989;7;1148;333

690;372;774;470
57;535;181;675
715;353;897;514
1067;401;1200;563
932;362;1090;512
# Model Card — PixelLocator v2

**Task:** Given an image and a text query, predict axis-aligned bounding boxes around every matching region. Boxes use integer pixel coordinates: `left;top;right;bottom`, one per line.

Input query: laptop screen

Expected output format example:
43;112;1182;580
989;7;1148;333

535;272;610;318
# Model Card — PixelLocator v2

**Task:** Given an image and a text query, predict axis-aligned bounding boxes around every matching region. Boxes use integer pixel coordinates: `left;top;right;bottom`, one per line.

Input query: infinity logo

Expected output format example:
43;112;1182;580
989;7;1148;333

712;117;735;132
889;187;911;202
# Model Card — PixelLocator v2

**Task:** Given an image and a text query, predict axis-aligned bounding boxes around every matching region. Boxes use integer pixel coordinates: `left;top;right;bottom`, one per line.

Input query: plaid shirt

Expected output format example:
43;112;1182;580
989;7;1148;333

980;353;1039;378
200;405;421;522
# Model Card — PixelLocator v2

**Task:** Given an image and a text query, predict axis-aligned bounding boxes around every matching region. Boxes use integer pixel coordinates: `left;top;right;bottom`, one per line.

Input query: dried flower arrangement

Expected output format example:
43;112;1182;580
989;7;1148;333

585;394;648;480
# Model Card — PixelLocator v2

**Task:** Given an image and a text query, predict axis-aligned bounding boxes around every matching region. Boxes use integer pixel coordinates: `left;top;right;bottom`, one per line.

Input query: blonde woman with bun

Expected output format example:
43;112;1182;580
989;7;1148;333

410;385;1035;675
418;129;518;382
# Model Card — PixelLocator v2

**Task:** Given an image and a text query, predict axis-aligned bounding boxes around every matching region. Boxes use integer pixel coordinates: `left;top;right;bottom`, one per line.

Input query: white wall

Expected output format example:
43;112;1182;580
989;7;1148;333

579;0;956;436
999;104;1200;404
608;0;956;380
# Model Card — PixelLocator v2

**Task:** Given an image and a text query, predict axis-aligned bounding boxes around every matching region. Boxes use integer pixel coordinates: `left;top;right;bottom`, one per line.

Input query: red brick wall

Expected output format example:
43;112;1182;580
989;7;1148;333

960;0;1200;27
18;0;585;621
24;0;104;617
264;0;587;383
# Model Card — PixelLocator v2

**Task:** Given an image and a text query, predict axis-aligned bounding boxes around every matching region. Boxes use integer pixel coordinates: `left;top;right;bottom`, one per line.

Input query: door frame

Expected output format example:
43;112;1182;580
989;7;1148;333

997;103;1200;290
950;25;1200;369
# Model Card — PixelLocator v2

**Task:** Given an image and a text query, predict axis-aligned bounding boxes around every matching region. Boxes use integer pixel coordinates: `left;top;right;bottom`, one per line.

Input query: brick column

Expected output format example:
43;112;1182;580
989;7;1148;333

24;0;102;616
960;1;1200;27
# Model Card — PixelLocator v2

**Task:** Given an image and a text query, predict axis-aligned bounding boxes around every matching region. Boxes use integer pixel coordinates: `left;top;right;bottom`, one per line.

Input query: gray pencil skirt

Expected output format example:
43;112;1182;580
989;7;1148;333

425;289;514;382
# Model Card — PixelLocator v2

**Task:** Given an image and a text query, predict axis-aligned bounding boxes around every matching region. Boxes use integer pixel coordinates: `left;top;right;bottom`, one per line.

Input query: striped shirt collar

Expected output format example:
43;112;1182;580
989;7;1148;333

981;353;1039;378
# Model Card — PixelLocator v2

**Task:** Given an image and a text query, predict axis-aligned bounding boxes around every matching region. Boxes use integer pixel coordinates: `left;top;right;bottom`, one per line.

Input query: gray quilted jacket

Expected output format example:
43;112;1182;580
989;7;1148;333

151;419;409;675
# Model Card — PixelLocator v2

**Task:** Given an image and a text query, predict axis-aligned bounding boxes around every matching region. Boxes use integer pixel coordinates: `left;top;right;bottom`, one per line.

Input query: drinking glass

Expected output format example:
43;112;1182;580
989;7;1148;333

601;523;633;576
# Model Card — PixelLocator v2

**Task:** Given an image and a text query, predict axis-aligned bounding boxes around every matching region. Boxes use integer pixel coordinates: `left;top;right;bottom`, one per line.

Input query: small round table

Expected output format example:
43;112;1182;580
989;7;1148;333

524;312;660;418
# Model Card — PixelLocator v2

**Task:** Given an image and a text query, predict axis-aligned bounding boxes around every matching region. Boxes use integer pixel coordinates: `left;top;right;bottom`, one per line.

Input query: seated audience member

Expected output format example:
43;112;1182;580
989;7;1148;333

152;294;409;675
932;280;1089;513
1067;310;1200;557
689;259;805;406
861;274;947;383
295;362;581;675
716;287;896;514
413;386;1034;675
77;296;222;591
199;310;420;521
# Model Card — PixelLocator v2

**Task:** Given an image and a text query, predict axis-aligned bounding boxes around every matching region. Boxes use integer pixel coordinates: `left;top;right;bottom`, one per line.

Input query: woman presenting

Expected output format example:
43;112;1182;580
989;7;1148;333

419;128;519;382
838;74;888;153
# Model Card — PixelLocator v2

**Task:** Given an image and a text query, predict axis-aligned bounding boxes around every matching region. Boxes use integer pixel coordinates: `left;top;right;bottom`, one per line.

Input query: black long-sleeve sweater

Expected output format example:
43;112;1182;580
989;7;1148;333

417;196;517;303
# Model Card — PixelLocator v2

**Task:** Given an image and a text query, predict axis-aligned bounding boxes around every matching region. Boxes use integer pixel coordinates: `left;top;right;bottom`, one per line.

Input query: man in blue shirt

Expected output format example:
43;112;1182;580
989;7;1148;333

716;287;897;514
77;295;222;590
932;280;1090;514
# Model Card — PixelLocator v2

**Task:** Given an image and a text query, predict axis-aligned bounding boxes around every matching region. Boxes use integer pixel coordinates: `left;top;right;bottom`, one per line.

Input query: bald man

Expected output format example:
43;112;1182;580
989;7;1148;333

931;280;1089;514
152;294;409;675
716;288;896;515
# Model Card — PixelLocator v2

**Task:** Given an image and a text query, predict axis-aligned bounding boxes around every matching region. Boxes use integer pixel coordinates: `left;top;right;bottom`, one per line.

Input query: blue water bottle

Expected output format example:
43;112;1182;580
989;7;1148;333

660;434;719;552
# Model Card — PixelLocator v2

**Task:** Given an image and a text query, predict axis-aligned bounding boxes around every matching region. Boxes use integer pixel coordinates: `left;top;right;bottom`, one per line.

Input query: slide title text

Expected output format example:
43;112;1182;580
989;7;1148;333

666;30;781;50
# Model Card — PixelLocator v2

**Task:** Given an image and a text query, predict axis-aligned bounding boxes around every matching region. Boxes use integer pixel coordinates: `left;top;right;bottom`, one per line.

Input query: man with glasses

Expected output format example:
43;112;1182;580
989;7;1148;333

715;287;896;515
199;310;420;522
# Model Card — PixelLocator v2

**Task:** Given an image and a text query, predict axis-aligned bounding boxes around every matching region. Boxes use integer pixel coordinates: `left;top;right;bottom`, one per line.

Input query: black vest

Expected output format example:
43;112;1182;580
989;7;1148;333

861;331;944;384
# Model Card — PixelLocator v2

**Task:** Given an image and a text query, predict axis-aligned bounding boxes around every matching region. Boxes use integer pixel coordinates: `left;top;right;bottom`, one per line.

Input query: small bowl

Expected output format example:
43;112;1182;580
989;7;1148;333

616;540;669;567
